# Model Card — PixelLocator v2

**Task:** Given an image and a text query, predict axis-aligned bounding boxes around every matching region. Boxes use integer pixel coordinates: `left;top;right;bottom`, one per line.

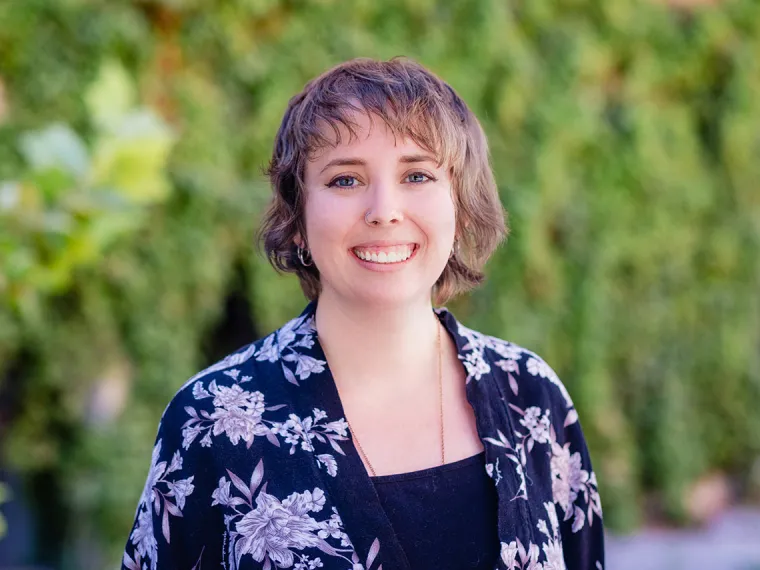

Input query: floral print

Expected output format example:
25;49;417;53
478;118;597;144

123;440;195;570
520;407;551;446
122;300;603;570
551;439;602;533
484;395;602;535
211;459;376;570
181;373;347;476
499;503;566;570
270;410;349;476
471;321;603;567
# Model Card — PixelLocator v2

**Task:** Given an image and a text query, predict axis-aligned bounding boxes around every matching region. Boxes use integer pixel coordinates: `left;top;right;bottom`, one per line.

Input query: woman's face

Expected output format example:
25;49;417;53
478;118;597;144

301;111;457;307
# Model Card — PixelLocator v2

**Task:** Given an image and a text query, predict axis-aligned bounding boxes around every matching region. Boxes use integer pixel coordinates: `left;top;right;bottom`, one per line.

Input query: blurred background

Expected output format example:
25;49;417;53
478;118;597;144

1;0;759;568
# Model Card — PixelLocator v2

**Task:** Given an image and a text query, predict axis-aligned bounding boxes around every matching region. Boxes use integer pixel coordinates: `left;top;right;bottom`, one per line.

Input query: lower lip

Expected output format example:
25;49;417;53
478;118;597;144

350;245;419;271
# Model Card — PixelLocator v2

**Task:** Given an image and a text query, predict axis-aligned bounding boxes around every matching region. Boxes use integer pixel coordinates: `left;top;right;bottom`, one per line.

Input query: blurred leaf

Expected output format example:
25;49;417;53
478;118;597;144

0;181;20;212
28;167;78;204
90;111;175;203
85;60;137;132
18;123;90;178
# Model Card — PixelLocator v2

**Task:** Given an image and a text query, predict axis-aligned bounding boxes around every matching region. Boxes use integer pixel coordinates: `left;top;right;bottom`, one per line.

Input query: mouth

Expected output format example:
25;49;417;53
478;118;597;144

350;243;419;265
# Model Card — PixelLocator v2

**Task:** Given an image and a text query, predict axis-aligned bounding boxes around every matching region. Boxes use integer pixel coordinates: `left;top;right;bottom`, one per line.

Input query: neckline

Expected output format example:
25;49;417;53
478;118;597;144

289;300;488;570
369;451;486;484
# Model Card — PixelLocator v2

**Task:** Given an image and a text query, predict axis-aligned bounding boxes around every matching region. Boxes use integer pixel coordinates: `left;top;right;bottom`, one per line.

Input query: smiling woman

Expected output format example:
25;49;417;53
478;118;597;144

297;110;458;303
260;57;507;305
121;57;605;570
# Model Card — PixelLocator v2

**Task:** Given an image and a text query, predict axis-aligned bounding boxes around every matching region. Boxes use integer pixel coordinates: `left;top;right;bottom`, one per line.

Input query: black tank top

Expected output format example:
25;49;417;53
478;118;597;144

370;451;500;569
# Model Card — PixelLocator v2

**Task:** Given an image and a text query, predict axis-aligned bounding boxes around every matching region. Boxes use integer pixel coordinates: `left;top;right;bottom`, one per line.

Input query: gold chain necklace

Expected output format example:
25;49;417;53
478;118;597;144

320;320;445;477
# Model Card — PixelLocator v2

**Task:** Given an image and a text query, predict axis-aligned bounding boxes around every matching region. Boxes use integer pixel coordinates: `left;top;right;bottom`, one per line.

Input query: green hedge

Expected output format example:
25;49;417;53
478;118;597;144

1;0;759;566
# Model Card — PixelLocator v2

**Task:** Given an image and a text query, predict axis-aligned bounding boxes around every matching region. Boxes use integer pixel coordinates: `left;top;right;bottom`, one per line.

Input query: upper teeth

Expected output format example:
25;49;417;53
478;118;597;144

353;245;414;263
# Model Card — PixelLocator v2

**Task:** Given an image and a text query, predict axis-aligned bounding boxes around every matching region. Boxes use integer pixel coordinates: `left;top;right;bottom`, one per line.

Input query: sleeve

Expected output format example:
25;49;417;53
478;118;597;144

121;397;213;570
545;376;605;570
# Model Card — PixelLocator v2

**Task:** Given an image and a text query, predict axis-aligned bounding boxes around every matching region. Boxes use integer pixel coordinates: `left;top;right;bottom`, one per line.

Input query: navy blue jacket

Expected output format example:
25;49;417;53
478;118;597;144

122;301;604;570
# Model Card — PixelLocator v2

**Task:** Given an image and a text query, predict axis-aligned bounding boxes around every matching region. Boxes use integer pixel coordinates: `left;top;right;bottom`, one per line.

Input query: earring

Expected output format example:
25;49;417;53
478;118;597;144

297;244;313;267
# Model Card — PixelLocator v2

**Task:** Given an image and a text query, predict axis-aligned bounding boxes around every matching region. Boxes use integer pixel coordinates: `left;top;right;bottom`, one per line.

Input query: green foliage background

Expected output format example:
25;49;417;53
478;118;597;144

1;0;759;567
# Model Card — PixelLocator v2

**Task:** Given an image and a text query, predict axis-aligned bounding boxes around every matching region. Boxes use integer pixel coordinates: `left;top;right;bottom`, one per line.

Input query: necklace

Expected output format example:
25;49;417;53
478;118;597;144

320;319;445;477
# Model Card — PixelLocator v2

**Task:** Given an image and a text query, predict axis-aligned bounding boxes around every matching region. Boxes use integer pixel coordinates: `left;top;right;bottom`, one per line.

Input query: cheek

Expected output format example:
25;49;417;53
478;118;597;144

304;194;355;249
414;191;457;241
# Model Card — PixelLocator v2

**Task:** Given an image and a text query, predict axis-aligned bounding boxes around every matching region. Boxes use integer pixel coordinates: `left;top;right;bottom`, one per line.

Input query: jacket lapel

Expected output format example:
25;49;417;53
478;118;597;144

440;307;538;556
278;301;412;570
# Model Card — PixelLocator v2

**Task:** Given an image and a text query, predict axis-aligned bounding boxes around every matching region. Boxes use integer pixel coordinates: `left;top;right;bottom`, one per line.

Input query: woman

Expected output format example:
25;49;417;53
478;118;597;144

122;57;604;570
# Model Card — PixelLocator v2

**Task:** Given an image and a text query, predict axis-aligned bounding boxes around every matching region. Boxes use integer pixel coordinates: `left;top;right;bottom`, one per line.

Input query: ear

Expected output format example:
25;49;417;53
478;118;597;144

293;234;303;248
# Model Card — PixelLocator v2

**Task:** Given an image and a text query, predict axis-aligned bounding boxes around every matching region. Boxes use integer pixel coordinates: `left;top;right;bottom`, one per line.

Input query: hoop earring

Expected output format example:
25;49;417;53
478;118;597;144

297;245;313;267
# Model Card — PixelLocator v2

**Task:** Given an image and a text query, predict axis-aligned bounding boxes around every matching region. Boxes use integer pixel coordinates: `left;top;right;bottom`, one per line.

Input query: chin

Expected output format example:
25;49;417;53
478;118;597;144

349;283;431;308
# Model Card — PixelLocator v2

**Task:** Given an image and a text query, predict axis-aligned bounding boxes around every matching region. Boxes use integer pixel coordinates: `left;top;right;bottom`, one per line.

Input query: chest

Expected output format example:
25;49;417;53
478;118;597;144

337;346;484;476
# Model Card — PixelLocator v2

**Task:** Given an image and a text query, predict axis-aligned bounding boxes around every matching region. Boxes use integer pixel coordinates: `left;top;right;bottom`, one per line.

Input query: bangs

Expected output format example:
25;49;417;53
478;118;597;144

289;59;469;172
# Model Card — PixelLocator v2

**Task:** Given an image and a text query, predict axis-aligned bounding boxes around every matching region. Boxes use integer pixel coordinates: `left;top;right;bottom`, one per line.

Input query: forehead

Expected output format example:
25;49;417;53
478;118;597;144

308;110;430;162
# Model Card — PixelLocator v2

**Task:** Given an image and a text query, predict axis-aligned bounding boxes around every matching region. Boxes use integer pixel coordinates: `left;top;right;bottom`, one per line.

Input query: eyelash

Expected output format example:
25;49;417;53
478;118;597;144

326;171;437;189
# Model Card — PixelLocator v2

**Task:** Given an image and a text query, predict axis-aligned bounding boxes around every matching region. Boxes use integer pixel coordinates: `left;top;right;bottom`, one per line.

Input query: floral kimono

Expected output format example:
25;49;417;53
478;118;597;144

122;300;604;570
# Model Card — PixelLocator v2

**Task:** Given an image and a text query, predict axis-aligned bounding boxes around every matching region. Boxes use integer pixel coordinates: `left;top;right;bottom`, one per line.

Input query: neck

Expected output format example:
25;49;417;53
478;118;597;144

314;289;440;396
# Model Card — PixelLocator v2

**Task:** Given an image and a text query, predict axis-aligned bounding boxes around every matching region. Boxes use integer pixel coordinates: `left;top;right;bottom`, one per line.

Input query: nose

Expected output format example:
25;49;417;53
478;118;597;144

364;180;404;226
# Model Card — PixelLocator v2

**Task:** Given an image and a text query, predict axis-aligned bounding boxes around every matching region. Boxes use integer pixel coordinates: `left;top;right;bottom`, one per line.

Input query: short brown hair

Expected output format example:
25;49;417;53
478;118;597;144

257;57;508;305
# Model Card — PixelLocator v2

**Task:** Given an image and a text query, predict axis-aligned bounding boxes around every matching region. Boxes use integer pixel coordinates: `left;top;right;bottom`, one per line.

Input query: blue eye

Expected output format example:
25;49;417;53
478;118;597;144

328;176;359;188
406;172;433;184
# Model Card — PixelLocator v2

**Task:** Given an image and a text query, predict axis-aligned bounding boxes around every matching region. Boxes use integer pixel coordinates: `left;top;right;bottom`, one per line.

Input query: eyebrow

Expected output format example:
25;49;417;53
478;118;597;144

399;153;438;164
319;154;438;174
319;158;365;174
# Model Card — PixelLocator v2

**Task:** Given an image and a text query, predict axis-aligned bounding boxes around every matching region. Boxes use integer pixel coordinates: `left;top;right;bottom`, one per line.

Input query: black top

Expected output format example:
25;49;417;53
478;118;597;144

370;451;500;570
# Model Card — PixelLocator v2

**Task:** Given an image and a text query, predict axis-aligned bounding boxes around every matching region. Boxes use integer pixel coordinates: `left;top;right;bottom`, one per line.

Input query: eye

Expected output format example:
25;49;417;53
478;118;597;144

405;171;435;184
327;175;360;189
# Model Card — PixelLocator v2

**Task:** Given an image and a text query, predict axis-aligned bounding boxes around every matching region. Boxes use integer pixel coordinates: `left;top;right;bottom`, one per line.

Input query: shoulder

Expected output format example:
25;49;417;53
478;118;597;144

443;311;575;414
158;308;316;434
